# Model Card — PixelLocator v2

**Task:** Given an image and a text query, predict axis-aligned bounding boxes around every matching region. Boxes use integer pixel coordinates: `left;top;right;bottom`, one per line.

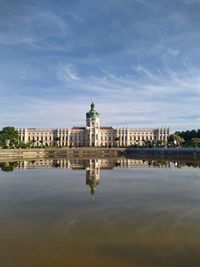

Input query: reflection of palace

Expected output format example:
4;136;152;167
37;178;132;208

14;158;171;197
86;159;100;198
15;158;171;170
17;103;169;147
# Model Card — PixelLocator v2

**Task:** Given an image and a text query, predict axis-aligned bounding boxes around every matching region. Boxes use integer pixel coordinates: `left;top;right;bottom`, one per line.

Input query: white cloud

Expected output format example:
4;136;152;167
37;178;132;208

59;64;80;81
0;1;200;133
1;64;198;132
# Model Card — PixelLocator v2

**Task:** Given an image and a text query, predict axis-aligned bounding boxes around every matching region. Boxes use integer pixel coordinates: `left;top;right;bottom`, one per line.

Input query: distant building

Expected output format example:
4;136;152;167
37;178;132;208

16;102;169;147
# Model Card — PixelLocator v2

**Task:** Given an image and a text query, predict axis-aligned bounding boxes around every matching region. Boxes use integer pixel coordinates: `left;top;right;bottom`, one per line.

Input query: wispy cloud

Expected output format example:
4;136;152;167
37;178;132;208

1;63;198;131
0;8;68;49
0;0;200;132
57;64;80;81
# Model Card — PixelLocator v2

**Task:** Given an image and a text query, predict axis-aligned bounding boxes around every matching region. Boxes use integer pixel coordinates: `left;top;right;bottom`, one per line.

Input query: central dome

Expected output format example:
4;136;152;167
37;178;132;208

86;102;100;119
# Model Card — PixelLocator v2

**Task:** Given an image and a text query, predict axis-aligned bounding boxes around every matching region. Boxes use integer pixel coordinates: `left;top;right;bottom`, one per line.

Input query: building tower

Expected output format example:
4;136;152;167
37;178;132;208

86;102;100;146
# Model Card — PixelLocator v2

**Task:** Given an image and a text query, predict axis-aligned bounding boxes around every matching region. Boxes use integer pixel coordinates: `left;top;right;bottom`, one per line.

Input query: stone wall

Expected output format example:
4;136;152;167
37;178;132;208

123;148;200;159
0;149;45;160
0;148;124;161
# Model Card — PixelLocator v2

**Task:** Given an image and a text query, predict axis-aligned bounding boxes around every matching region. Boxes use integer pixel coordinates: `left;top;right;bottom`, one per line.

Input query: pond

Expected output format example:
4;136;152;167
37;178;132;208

0;158;200;267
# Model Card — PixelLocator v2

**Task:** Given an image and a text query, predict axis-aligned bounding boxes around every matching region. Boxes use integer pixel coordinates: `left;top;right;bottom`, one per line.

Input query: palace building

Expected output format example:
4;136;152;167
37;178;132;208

17;102;169;147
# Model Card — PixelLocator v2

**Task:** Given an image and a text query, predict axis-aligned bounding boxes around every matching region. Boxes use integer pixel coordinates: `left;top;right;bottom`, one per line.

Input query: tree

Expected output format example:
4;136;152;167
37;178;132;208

155;140;163;147
154;140;167;147
114;137;120;147
17;141;28;149
173;129;200;146
191;138;200;148
144;140;153;148
172;134;185;147
0;127;19;148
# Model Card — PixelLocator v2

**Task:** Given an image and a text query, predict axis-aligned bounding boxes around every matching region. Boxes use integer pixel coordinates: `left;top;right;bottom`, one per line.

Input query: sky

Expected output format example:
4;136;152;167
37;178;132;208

0;0;200;132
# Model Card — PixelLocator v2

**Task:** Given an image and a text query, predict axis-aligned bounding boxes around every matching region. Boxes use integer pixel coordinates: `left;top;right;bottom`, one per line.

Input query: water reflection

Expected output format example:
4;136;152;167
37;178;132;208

1;158;200;197
0;161;18;172
1;157;200;172
86;160;100;198
0;158;200;267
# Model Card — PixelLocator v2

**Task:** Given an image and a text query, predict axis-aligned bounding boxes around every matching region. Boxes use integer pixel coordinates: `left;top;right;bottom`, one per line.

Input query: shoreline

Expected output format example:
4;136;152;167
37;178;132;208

0;147;200;161
123;147;200;160
0;147;124;160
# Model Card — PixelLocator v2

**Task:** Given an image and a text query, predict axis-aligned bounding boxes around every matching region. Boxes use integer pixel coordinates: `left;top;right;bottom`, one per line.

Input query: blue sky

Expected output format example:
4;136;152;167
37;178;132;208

0;0;200;131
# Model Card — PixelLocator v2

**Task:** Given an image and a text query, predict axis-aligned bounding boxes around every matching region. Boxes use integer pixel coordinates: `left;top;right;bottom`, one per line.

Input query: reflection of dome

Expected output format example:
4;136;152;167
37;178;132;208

90;187;96;199
86;176;100;199
86;102;100;119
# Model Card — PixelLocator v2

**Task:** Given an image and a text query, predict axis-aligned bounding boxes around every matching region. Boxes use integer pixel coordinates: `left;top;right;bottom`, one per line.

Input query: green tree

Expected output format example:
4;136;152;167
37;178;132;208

0;127;19;148
172;134;185;147
155;140;163;147
155;140;167;147
173;129;200;146
0;162;18;172
191;138;200;148
144;140;152;148
17;141;28;149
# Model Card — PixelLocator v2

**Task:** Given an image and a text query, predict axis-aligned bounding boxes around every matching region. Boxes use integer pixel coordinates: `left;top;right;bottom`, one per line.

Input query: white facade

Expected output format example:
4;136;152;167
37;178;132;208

17;103;169;147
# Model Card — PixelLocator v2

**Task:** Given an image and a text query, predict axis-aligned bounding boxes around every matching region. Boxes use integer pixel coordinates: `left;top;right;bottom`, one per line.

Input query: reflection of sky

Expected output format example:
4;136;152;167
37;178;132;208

1;1;200;131
0;167;200;224
0;167;200;266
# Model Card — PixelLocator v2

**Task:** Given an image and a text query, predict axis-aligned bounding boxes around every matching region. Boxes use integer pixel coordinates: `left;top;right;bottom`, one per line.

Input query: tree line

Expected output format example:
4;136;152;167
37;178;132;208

169;129;200;147
0;127;19;148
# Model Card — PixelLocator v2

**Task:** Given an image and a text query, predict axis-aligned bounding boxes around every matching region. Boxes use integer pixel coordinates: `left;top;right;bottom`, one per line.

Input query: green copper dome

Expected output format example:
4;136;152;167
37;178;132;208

86;177;100;198
86;102;100;119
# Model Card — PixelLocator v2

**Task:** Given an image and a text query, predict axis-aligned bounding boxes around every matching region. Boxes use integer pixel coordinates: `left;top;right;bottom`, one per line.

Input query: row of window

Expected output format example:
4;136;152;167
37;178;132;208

22;136;158;142
19;131;160;136
23;134;159;139
118;137;154;141
20;132;168;139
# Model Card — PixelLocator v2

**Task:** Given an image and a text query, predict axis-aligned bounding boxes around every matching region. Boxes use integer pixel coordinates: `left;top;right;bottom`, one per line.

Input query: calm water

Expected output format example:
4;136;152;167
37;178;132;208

0;158;200;267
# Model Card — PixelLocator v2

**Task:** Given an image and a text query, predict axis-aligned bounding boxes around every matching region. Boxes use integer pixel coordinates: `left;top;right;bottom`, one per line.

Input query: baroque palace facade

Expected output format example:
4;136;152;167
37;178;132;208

17;103;169;147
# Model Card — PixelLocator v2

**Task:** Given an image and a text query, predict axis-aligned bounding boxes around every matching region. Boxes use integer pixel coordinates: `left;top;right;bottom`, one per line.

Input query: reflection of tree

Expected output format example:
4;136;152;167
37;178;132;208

185;162;200;168
0;162;18;172
147;160;170;168
173;161;200;168
54;162;61;168
3;158;200;171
